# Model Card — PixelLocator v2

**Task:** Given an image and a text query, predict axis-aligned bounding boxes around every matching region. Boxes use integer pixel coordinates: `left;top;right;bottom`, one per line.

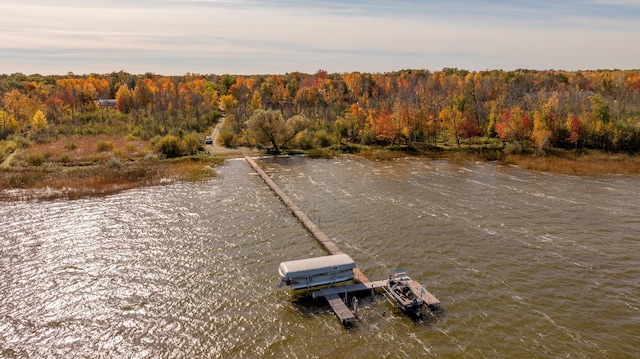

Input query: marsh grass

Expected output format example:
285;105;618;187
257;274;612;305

358;148;407;160
0;135;223;200
506;150;640;176
0;158;222;200
307;148;339;159
351;145;638;177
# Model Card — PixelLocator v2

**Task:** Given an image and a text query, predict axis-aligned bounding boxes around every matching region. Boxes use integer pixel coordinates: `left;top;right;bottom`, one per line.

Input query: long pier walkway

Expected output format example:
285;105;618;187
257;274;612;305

244;155;345;256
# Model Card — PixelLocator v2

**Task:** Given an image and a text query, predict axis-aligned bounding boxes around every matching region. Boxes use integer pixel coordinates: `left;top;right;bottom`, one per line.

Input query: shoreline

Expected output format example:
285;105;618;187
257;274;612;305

1;146;637;202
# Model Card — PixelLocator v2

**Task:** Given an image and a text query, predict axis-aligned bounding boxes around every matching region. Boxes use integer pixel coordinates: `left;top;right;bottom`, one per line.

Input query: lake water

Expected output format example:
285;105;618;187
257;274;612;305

1;156;639;358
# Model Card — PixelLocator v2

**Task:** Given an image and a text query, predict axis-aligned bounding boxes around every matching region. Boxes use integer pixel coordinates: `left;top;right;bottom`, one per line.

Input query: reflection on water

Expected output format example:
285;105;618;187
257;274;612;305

1;157;639;358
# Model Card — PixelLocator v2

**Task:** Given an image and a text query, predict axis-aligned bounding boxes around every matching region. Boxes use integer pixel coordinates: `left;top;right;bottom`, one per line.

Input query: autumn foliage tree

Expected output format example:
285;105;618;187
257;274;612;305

566;115;583;150
1;68;640;155
495;107;532;144
116;85;134;113
0;110;18;140
245;109;310;154
532;110;553;153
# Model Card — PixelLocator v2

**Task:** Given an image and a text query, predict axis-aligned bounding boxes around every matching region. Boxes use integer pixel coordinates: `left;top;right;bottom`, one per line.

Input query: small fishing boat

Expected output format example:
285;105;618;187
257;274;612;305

386;270;427;315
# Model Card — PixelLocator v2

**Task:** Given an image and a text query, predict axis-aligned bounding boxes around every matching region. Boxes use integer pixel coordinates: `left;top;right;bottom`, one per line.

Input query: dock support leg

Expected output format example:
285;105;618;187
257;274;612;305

352;297;359;317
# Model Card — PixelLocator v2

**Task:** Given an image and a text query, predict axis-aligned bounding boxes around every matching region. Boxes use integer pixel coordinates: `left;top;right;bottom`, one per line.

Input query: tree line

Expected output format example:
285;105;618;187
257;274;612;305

1;68;640;154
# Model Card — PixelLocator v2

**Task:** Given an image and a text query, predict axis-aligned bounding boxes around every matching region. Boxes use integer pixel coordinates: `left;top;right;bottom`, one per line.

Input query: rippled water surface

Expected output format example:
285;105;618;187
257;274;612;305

2;156;639;358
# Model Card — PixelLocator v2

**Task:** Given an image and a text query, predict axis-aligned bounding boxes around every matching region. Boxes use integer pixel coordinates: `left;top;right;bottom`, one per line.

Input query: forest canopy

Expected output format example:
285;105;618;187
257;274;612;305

2;68;640;154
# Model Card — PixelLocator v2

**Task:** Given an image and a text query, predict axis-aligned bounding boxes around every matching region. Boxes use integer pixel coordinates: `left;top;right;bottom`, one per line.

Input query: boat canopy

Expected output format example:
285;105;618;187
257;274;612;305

278;254;356;289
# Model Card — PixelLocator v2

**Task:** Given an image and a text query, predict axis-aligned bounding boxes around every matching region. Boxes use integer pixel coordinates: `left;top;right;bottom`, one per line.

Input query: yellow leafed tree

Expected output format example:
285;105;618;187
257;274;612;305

251;90;262;110
532;110;552;153
30;110;48;133
0;110;18;139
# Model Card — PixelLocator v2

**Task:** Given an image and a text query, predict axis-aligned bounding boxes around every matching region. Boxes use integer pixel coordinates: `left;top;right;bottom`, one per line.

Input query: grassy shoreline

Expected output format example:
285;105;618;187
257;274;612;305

0;135;227;201
311;145;640;177
0;156;225;201
1;137;638;201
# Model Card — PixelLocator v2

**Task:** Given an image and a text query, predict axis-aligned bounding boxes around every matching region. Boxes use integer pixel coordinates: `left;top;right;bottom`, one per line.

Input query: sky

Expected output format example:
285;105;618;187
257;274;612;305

1;0;639;75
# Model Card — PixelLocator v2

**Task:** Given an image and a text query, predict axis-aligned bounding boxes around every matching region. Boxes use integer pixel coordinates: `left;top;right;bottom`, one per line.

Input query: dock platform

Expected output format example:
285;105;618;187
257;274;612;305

408;280;440;308
311;280;387;327
324;293;355;327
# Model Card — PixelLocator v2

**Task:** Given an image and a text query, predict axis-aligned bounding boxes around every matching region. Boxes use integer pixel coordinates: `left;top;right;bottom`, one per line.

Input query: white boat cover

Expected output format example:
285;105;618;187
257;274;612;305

278;254;355;280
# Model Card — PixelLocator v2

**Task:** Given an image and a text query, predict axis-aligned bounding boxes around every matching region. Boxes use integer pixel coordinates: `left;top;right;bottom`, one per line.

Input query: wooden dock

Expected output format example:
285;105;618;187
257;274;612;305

244;154;439;326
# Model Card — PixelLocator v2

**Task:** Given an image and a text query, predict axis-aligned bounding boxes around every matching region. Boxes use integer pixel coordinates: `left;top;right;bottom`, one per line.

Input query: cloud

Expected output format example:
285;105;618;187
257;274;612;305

0;0;638;74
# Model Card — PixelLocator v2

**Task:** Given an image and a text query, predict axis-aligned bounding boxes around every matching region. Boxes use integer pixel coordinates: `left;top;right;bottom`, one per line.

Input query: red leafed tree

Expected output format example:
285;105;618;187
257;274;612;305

566;115;582;150
458;116;483;146
495;107;532;143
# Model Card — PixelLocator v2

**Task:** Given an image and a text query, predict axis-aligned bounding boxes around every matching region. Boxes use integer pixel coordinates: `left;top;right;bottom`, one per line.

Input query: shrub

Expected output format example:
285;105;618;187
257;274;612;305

60;154;71;164
503;142;523;155
96;141;114;152
27;152;45;166
218;127;236;147
143;153;159;162
155;135;183;158
182;132;202;155
313;129;334;148
65;141;78;150
124;143;137;153
107;156;122;169
293;131;314;150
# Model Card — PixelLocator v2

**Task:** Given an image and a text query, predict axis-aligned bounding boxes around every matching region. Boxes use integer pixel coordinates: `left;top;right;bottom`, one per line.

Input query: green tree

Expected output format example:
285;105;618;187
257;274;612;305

245;109;286;153
245;110;309;153
590;94;610;124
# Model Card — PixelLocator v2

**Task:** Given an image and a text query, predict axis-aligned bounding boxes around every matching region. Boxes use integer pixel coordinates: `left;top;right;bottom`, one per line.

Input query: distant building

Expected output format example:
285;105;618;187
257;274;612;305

97;99;117;108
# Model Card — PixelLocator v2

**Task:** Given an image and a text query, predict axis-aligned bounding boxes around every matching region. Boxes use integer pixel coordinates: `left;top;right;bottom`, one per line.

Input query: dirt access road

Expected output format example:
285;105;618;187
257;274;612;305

208;118;259;157
0;150;17;169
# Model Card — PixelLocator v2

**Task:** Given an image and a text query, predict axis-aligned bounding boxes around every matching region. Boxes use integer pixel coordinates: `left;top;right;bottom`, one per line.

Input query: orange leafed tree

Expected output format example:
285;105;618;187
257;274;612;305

370;108;396;144
116;85;134;113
